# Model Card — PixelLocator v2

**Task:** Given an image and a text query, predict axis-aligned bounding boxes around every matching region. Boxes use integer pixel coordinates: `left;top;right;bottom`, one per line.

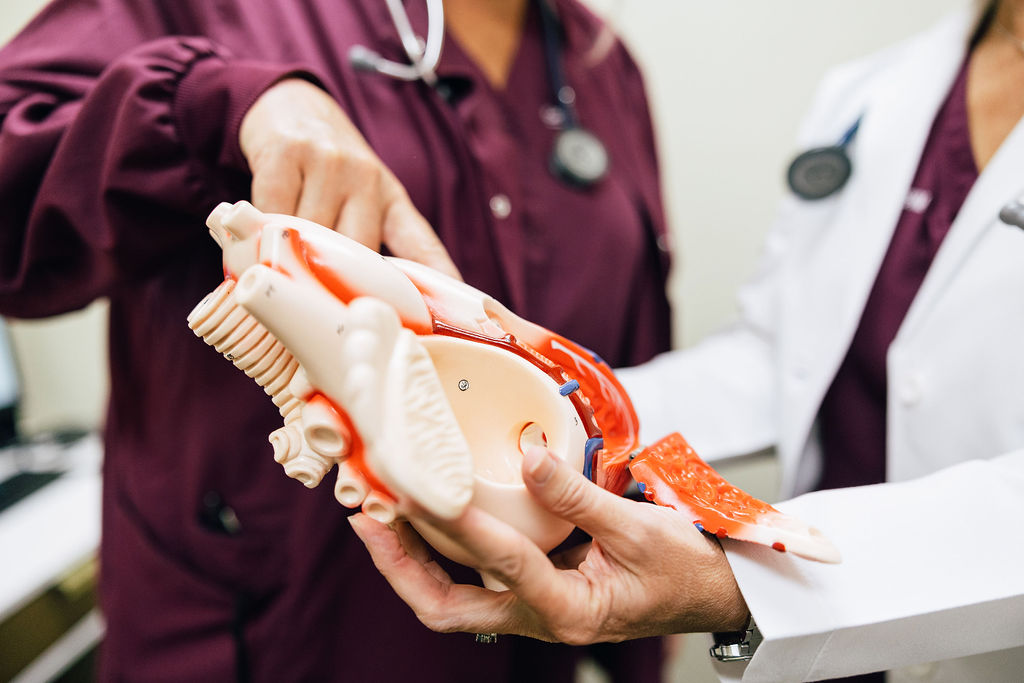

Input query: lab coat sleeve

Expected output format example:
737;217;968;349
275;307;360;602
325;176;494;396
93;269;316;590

615;327;778;460
615;187;807;461
0;0;317;318
715;449;1024;682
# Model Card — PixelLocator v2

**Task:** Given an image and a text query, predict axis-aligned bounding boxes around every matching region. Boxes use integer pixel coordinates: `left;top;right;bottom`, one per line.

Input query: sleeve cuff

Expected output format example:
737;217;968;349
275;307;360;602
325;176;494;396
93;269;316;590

173;55;326;171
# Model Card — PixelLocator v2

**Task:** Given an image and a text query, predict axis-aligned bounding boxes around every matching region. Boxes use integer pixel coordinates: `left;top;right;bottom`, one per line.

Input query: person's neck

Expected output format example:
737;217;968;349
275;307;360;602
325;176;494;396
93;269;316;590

444;0;531;89
968;0;1024;170
996;0;1024;37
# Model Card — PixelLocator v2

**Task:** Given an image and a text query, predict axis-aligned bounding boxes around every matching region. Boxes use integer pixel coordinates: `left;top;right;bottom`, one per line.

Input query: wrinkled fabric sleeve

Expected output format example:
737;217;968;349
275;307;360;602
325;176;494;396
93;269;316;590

719;450;1024;681
0;0;314;317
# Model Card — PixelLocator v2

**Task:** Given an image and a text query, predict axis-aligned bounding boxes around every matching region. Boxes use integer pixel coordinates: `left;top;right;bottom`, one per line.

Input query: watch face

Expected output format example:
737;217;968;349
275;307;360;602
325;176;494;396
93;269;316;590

551;127;609;187
787;146;852;200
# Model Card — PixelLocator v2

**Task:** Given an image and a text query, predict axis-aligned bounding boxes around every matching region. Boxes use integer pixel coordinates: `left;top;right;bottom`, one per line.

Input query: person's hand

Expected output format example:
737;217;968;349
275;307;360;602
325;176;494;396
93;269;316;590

350;446;750;644
239;78;460;279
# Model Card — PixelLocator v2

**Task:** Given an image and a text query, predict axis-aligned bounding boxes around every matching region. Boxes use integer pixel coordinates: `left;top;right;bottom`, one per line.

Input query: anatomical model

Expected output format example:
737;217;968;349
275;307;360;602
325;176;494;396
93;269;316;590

188;201;840;574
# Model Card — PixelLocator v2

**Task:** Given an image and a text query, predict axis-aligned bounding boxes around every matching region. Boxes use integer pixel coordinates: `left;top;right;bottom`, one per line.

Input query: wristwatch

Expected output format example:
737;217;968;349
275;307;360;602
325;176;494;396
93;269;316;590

710;618;761;662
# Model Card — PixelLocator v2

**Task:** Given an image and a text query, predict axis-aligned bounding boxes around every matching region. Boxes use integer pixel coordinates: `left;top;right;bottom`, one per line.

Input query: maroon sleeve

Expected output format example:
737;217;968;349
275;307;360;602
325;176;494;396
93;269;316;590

0;0;313;317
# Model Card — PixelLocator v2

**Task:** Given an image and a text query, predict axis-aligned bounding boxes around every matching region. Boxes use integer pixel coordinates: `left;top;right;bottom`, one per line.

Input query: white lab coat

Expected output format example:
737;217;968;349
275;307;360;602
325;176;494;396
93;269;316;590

617;6;1024;682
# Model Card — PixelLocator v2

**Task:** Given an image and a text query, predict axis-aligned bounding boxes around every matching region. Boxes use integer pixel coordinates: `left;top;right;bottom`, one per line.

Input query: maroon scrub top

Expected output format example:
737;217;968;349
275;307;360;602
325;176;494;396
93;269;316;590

0;1;671;681
818;58;977;494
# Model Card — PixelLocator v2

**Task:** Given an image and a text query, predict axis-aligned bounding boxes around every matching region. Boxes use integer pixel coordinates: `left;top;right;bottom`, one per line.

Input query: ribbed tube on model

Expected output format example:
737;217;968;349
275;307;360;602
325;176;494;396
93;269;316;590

187;279;302;424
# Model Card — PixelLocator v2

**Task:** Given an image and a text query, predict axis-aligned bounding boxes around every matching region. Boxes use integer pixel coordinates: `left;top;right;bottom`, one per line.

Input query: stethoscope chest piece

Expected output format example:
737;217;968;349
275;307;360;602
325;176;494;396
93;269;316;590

551;127;609;188
787;115;861;201
786;146;852;201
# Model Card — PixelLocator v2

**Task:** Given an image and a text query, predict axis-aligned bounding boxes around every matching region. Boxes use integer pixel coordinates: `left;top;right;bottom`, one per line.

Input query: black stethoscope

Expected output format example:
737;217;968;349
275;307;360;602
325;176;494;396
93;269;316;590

348;0;609;188
536;0;609;187
786;116;861;200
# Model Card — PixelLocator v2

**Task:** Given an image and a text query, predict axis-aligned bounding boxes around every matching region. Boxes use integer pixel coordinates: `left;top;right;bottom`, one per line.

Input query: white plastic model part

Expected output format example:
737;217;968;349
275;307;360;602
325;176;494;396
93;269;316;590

190;202;589;555
190;201;841;568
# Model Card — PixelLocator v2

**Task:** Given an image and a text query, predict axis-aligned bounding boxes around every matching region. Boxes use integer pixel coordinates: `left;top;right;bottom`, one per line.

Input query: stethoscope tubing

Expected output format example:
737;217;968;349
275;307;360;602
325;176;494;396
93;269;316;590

537;0;579;129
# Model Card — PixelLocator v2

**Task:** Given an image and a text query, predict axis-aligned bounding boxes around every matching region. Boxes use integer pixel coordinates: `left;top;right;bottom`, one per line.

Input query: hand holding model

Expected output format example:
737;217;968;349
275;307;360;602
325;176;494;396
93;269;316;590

350;445;751;642
239;78;460;279
188;200;838;589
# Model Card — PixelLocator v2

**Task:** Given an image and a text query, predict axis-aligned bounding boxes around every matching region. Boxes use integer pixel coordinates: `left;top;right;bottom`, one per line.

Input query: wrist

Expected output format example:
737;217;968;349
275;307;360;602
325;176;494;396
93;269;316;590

704;535;750;632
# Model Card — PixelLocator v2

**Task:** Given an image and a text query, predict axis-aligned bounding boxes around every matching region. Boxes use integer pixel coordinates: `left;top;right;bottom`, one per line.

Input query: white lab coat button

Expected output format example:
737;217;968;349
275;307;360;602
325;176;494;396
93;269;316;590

489;194;511;219
656;233;671;253
899;375;924;406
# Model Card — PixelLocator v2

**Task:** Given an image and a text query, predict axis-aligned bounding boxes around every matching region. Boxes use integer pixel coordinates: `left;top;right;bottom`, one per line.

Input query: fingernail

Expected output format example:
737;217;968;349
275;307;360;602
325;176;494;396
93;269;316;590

348;514;366;538
524;447;556;485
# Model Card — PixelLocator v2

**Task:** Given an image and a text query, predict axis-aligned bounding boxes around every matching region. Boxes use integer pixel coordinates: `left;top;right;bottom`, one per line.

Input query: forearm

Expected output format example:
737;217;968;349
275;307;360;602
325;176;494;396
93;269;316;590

0;11;311;316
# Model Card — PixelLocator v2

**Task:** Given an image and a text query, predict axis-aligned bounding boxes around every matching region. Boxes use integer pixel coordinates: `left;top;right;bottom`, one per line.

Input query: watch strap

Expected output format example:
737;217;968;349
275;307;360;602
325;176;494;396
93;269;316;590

710;618;761;662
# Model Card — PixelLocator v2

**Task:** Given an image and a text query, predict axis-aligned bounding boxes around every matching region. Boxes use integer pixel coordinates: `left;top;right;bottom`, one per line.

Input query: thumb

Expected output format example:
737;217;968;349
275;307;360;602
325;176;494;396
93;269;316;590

522;447;633;541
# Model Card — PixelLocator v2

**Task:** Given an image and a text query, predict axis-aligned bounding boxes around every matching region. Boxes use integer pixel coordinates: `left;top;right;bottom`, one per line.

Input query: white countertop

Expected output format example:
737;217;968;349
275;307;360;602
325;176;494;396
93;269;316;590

0;434;102;621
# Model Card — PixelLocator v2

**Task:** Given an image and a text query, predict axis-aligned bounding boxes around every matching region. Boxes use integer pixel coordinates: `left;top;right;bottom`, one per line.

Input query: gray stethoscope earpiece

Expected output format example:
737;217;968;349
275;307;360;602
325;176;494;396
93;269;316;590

787;117;861;200
999;199;1024;230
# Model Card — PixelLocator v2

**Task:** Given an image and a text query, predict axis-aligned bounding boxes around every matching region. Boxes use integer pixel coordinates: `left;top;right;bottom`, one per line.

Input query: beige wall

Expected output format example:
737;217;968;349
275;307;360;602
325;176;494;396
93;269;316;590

594;0;970;345
1;0;970;432
0;0;46;41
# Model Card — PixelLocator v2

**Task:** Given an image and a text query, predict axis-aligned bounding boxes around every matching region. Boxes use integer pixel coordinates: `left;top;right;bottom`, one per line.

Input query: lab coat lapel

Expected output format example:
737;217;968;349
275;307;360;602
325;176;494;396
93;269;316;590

898;110;1024;339
839;10;975;321
780;12;975;490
